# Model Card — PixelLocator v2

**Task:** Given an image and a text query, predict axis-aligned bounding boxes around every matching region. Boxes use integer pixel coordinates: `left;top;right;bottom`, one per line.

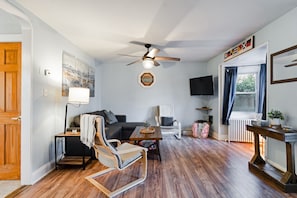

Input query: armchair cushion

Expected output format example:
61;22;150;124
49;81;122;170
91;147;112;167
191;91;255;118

161;116;174;126
117;143;143;168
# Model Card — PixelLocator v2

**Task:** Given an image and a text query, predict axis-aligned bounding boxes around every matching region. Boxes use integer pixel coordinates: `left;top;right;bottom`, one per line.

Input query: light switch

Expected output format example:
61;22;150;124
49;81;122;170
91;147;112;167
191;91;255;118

44;69;51;76
43;88;48;96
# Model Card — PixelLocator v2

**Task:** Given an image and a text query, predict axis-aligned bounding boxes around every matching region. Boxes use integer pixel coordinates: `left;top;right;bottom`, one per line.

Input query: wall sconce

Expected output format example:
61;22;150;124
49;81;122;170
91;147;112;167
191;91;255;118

64;87;90;133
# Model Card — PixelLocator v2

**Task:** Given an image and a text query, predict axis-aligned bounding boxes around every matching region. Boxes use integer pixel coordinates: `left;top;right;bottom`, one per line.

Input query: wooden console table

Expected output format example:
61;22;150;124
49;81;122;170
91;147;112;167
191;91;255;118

246;125;297;192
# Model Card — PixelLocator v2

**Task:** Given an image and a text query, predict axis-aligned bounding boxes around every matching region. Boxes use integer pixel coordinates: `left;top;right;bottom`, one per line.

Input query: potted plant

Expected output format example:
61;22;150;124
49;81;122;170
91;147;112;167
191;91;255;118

268;109;284;125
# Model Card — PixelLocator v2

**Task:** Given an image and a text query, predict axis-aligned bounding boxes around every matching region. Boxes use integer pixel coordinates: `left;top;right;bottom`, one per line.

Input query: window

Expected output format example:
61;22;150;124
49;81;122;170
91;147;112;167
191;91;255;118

233;73;257;112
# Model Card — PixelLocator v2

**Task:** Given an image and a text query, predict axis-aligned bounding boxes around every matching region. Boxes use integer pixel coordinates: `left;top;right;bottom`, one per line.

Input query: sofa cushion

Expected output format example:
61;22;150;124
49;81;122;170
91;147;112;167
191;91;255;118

115;115;126;122
120;122;146;130
104;110;118;125
105;125;122;139
89;110;106;119
88;110;108;125
69;110;145;141
120;122;146;140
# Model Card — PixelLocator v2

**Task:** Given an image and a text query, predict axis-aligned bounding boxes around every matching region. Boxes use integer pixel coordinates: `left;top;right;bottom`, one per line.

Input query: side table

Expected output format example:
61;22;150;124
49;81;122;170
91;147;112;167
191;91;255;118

54;132;92;170
129;126;163;161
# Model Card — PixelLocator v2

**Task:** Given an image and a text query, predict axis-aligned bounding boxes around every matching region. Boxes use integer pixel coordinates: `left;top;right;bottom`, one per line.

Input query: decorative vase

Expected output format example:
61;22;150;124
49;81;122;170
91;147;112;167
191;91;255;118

270;118;280;126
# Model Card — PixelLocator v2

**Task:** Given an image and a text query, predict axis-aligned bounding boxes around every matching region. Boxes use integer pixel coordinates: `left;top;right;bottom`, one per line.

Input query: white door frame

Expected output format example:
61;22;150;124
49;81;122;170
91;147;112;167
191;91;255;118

217;43;268;141
0;1;33;185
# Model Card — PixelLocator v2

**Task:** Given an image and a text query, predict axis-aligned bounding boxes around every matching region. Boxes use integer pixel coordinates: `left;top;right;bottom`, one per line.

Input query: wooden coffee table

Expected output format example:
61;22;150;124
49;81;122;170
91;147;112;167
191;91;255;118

129;126;163;161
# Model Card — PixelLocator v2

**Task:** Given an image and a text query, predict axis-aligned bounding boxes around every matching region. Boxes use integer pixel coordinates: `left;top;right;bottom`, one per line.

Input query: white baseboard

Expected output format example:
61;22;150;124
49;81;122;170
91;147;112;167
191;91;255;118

31;159;56;184
182;129;192;136
219;133;228;141
210;131;218;139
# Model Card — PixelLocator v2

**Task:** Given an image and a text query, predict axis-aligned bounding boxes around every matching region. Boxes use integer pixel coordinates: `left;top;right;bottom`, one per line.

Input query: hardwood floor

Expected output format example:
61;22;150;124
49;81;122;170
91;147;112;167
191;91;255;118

8;136;297;198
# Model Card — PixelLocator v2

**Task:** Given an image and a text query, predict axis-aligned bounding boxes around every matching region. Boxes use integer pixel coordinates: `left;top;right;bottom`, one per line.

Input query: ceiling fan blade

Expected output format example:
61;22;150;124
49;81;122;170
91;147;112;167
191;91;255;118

130;41;163;49
147;48;160;58
154;61;160;66
127;59;141;66
155;56;181;61
118;53;141;58
124;42;180;67
130;41;147;46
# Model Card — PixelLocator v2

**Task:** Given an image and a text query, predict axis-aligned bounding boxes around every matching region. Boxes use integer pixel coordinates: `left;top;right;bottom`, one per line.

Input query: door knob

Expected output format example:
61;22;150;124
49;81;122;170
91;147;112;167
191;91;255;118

11;116;21;121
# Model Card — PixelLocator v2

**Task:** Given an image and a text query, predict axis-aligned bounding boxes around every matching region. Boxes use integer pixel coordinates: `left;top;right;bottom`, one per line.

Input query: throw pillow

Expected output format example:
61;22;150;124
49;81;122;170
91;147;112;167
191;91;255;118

104;110;118;125
70;115;81;127
161;117;174;126
90;110;106;118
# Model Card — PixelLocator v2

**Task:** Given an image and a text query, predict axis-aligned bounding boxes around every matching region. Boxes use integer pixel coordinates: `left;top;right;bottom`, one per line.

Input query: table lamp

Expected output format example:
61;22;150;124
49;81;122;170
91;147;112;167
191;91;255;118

64;87;90;133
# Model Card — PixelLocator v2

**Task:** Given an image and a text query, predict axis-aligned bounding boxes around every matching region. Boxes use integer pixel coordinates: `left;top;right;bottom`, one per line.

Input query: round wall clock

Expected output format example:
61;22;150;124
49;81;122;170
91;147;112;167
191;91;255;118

139;72;155;87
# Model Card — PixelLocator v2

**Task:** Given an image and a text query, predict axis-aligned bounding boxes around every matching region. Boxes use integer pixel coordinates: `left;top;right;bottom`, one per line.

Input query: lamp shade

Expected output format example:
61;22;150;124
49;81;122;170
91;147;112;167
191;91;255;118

142;58;154;69
68;87;90;104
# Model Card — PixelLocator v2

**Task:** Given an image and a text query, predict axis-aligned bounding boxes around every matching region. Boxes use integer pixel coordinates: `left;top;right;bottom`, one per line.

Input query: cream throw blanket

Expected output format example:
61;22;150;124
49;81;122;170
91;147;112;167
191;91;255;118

80;114;98;148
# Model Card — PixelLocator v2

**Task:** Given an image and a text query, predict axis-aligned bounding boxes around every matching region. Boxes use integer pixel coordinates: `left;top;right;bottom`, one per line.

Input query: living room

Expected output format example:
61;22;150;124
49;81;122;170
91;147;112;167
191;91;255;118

1;0;297;197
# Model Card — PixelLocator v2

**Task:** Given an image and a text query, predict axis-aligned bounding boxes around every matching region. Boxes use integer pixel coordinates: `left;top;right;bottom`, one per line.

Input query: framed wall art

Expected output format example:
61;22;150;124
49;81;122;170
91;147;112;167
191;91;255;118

270;44;297;84
224;36;254;62
62;52;95;96
139;72;155;87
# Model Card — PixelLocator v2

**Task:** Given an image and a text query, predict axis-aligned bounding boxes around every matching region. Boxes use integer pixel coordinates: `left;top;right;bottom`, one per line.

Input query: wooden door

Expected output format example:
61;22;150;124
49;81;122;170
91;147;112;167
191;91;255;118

0;42;21;180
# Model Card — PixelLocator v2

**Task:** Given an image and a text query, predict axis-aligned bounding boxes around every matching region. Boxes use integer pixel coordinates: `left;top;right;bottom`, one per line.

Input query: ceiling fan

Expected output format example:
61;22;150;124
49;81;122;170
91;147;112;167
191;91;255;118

124;44;181;69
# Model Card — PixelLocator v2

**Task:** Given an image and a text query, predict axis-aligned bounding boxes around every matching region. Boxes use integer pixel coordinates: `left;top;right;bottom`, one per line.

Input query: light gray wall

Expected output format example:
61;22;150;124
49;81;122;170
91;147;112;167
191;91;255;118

206;56;221;139
27;13;101;180
0;8;21;33
100;62;211;129
0;6;101;183
257;7;297;171
207;7;297;172
3;0;297;184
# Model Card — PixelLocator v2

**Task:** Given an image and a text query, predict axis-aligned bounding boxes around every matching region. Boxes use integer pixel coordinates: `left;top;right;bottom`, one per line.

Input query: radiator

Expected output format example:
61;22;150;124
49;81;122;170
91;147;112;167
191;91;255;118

228;119;254;143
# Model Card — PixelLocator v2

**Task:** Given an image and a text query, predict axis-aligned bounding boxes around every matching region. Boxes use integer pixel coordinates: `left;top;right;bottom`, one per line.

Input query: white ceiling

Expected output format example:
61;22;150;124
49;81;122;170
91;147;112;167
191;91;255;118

13;0;297;64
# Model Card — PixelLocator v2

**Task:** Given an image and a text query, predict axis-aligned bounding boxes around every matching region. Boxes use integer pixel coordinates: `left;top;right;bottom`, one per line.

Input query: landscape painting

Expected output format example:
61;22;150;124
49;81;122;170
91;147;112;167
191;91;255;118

62;52;95;97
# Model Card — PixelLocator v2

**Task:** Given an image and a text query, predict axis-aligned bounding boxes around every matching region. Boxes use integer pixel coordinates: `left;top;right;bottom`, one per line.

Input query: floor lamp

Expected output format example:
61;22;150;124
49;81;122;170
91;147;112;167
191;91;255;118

64;87;90;134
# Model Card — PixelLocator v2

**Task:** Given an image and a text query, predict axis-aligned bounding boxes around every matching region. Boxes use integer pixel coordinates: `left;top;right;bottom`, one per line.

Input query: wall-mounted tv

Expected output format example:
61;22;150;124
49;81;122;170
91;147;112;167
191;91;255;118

189;75;214;95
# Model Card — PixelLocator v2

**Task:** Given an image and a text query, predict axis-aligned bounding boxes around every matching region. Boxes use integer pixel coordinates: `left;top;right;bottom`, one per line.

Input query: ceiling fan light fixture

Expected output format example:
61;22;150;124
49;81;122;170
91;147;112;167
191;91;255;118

125;43;180;67
142;58;154;69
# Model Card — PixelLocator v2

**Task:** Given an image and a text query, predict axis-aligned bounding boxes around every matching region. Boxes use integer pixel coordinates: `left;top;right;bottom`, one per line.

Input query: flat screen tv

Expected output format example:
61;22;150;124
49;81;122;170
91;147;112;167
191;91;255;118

190;75;214;95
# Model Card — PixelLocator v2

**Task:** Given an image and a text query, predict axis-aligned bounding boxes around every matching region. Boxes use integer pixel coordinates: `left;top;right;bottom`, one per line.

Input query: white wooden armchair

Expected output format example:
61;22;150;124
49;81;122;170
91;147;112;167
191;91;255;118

85;116;147;198
155;105;181;139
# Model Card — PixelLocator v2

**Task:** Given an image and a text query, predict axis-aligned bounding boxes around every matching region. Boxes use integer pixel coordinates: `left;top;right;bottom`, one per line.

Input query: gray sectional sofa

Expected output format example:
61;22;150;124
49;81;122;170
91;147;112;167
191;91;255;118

65;110;146;159
70;110;146;140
